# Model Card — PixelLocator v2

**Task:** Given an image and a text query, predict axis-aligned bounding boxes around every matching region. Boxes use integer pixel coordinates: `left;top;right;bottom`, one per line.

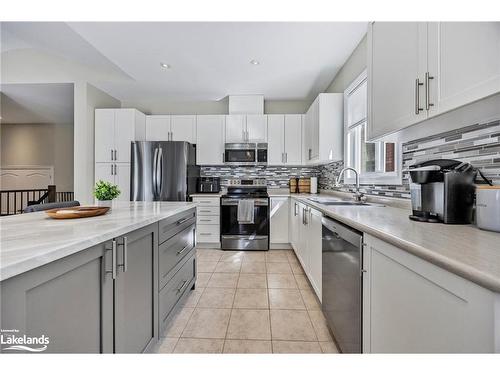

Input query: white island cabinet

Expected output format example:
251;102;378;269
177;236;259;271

363;234;499;353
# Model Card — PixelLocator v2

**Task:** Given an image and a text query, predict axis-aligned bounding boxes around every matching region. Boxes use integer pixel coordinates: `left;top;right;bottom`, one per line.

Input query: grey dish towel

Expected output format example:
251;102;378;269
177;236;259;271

237;199;254;224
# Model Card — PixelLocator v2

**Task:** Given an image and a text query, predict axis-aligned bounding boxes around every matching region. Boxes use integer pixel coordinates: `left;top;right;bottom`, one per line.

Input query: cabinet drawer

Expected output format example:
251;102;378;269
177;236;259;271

159;209;196;244
159;254;196;329
196;224;220;243
193;197;220;206
159;225;195;290
197;216;219;225
196;206;220;216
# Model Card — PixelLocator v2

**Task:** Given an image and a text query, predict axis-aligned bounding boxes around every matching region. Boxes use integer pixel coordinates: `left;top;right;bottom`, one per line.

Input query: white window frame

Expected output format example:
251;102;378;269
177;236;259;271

344;70;402;185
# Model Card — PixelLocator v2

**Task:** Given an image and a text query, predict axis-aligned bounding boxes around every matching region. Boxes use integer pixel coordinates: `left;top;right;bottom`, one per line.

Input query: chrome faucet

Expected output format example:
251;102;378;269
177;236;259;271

335;167;365;202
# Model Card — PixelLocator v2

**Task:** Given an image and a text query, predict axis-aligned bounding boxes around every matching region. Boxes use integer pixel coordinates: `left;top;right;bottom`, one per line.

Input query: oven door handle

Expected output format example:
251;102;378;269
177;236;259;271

221;198;268;206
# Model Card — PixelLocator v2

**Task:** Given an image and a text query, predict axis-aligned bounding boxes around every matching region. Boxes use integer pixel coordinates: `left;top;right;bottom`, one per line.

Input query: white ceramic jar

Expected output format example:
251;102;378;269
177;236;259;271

476;186;500;232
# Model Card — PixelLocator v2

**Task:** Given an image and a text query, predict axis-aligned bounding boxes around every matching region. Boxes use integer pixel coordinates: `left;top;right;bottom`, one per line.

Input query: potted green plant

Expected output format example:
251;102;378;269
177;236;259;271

93;180;121;208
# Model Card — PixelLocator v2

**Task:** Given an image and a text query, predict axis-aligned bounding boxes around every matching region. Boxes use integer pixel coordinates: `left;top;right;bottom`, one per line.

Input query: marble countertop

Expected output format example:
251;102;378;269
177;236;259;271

190;193;224;197
290;194;500;292
0;201;197;282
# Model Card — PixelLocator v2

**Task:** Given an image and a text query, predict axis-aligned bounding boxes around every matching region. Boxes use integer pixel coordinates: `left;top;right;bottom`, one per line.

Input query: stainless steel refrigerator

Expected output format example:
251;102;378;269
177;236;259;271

131;141;199;201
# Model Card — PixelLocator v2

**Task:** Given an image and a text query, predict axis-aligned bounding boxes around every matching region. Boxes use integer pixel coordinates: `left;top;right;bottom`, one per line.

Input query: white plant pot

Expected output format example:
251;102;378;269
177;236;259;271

97;200;113;209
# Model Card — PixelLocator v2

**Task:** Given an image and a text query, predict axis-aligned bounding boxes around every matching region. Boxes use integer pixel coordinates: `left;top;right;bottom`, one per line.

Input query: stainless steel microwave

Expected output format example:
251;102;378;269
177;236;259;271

224;143;267;165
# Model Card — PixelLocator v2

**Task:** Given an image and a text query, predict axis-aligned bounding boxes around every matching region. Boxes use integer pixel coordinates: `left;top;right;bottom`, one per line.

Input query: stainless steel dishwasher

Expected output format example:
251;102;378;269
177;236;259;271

322;216;363;353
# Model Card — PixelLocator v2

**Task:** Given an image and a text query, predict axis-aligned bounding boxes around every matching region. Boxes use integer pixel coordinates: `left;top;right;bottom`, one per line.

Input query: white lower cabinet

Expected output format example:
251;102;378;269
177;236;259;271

270;197;290;248
95;163;131;201
192;196;220;246
363;234;499;353
291;198;323;300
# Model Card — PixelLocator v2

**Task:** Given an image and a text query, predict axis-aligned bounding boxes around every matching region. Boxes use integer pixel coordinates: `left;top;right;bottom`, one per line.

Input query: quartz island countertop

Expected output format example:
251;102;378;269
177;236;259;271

0;201;196;281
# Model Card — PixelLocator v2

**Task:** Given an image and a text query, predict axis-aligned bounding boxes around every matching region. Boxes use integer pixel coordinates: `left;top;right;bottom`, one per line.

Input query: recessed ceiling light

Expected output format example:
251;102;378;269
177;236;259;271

160;62;170;69
250;59;260;65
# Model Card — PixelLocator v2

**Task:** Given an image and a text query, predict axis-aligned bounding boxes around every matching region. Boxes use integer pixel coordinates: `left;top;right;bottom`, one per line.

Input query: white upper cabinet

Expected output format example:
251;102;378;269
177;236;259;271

303;93;343;165
225;114;268;143
368;22;500;140
145;115;170;141
246;115;267;142
170;115;196;143
225;115;246;143
268;114;302;165
284;114;302;165
95;108;145;163
95;109;115;163
146;115;196;143
267;115;285;165
196;115;225;165
427;22;500;117
347;79;368;127
368;22;427;140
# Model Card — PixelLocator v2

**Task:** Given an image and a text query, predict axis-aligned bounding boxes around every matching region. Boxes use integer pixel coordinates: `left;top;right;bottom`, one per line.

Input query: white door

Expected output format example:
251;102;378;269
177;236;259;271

145;115;170;142
246;115;267;142
368;22;428;140
289;200;300;250
267;115;285;165
114;109;136;163
270;197;289;244
115;163;131;201
308;207;323;300
310;99;320;160
427;22;500;117
225;115;246;143
95;109;115;163
297;203;309;269
170;115;196;143
95;163;115;185
196;115;225;165
284;114;302;165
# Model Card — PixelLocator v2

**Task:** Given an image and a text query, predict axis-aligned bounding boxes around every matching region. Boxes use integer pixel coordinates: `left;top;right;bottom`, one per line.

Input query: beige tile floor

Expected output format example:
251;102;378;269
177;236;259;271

155;248;339;354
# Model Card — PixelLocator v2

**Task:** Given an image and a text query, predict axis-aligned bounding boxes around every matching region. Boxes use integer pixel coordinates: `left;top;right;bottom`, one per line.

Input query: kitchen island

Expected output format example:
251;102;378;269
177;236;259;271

0;202;197;353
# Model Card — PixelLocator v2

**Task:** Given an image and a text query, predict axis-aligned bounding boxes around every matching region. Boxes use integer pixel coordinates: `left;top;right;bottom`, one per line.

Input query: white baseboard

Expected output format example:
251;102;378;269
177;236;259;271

270;243;292;249
196;242;221;249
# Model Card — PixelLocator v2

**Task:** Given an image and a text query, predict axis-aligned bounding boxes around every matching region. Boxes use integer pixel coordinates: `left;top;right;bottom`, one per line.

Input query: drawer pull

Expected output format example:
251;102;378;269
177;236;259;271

199;219;212;222
176;280;188;294
177;244;190;255
177;217;191;225
199;210;212;213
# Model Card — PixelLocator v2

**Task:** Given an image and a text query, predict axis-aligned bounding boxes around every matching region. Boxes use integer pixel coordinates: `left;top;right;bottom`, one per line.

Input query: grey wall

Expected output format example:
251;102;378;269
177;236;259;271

1;122;74;191
325;35;367;93
74;83;121;204
121;98;310;115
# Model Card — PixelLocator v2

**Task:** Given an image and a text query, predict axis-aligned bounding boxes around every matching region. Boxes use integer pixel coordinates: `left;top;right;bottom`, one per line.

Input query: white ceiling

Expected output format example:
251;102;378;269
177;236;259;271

68;22;367;101
0;83;74;124
1;22;367;103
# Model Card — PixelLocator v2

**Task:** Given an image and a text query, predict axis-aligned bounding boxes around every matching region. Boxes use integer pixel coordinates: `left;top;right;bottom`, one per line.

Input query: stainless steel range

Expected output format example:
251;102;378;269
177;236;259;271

220;179;269;251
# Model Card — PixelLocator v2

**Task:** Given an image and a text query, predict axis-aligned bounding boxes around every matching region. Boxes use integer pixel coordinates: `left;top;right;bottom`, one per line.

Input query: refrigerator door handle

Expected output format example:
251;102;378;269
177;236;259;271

153;147;159;196
157;147;164;196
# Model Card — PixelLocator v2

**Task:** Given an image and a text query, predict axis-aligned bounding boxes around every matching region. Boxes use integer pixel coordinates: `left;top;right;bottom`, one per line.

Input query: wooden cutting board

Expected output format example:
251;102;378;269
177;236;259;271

298;178;311;193
45;206;110;219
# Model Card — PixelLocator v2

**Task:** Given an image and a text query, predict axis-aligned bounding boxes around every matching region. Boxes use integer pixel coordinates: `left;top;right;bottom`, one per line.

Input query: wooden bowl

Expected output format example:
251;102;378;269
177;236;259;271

45;206;110;219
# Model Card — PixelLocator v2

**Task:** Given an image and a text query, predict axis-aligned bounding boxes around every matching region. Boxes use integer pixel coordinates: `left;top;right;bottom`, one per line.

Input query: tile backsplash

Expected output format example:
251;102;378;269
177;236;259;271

200;165;320;188
201;118;500;197
319;118;500;199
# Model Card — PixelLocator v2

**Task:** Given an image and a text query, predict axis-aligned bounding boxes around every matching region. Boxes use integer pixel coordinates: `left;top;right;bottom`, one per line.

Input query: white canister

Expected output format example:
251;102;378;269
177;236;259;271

476;186;500;232
310;177;318;194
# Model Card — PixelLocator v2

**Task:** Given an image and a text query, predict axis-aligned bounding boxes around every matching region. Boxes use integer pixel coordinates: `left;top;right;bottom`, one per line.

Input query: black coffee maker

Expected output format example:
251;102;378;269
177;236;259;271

408;159;476;224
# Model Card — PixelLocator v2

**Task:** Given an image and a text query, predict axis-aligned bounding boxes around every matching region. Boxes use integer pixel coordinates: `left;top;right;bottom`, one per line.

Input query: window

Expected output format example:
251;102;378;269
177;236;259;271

344;70;401;185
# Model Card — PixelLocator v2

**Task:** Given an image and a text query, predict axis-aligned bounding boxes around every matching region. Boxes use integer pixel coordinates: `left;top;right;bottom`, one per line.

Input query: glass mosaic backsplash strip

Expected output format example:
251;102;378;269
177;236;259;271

319;118;500;199
200;165;320;188
201;118;500;197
